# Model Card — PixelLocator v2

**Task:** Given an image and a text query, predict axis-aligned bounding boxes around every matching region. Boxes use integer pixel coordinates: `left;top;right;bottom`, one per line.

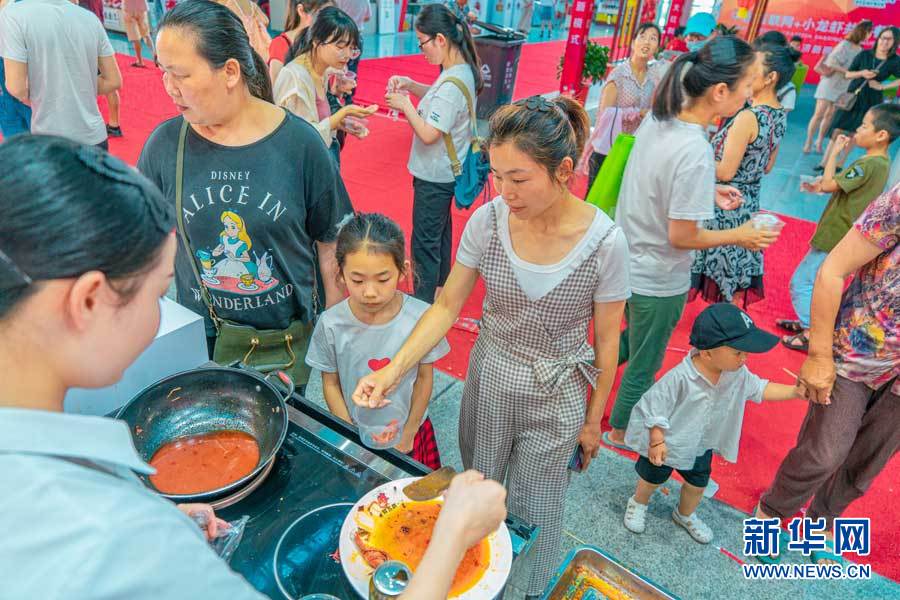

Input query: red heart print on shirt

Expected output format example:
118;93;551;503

368;358;391;371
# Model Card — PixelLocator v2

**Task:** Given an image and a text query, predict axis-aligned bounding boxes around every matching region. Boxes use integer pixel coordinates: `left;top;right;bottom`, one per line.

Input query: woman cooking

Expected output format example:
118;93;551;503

0;135;507;598
138;0;353;386
580;22;667;190
817;26;900;172
0;135;266;599
352;95;631;596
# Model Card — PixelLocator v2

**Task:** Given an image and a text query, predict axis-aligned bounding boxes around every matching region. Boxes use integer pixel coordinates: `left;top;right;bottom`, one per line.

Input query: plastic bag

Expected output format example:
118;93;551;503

191;513;249;564
585;133;635;218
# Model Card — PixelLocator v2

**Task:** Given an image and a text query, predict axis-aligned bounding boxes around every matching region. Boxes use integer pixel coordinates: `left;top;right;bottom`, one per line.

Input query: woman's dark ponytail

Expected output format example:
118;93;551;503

248;48;274;102
416;4;483;94
453;17;484;94
159;0;273;102
652;50;696;121
757;43;796;91
652;36;755;121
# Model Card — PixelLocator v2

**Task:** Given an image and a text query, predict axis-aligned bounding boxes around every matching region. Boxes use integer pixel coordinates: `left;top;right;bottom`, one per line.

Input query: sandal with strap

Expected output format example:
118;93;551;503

811;540;845;565
775;319;803;333
781;332;809;353
602;430;632;452
757;529;792;564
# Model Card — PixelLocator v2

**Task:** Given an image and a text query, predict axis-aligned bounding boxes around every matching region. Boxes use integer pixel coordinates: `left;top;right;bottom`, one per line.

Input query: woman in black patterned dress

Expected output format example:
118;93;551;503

691;44;793;307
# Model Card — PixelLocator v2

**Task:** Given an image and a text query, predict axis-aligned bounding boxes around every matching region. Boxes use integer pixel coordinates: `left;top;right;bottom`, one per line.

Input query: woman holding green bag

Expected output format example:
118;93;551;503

579;22;666;191
605;36;782;449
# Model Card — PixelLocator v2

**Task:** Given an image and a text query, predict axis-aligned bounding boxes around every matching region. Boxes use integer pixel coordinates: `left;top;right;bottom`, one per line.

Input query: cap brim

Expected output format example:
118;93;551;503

683;25;713;36
728;328;780;353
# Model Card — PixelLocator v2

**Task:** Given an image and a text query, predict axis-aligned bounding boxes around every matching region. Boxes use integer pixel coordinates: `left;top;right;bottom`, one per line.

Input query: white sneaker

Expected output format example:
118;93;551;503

672;508;713;544
624;496;648;533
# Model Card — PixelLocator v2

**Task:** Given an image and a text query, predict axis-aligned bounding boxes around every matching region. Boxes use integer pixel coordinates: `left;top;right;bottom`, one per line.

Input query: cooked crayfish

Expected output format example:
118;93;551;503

354;530;389;568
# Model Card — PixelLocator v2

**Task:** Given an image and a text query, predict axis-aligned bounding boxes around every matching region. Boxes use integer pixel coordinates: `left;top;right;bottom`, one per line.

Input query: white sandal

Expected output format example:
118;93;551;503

624;496;648;533
672;507;713;544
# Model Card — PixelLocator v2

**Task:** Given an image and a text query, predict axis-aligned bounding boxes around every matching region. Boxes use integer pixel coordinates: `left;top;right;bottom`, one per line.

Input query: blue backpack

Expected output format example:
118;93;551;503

440;76;490;210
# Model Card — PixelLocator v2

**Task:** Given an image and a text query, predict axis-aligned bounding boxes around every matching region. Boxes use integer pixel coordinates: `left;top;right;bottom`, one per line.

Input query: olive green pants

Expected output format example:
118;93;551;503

610;292;687;430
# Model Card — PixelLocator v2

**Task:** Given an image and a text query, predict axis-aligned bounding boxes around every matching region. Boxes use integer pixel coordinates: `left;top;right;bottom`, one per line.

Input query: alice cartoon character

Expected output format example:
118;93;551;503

212;211;258;283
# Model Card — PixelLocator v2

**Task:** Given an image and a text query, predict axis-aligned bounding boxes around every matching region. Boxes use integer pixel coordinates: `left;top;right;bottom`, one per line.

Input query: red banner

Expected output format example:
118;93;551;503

559;0;596;97
640;0;657;24
663;0;689;38
720;0;900;84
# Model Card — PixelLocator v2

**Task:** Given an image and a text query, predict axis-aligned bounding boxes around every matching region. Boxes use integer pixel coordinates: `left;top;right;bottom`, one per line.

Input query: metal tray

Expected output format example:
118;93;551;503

541;546;677;600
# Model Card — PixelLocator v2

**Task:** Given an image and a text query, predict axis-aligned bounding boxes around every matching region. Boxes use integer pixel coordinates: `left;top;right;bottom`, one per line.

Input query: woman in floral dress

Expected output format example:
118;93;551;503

691;45;793;307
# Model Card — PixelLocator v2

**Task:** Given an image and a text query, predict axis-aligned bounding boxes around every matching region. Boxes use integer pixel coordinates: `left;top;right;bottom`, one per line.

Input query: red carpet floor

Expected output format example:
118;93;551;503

93;52;898;581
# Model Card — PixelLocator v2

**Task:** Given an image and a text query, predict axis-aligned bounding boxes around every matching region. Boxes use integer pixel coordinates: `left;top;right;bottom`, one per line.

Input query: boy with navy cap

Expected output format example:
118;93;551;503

622;303;807;543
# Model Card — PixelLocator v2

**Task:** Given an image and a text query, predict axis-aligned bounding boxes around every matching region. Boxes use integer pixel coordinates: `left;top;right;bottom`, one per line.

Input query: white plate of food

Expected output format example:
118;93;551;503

338;477;513;599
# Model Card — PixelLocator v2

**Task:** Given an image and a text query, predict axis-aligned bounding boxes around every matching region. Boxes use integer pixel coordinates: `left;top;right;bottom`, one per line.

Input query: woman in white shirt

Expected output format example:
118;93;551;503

352;95;630;596
274;6;377;164
383;2;481;303
607;36;781;449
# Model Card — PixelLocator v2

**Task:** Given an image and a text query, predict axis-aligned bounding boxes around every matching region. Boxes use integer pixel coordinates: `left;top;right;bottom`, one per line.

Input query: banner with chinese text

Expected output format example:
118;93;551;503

559;0;597;96
720;0;900;84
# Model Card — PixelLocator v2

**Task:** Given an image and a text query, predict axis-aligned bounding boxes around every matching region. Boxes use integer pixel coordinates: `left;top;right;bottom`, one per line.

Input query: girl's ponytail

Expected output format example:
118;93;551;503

651;36;755;121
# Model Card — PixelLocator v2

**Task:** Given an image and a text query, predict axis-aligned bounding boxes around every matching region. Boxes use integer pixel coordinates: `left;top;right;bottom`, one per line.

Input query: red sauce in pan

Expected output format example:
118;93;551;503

149;430;260;495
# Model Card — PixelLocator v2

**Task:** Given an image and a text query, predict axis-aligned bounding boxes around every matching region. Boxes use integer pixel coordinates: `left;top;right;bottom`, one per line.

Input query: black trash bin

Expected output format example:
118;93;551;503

472;21;526;120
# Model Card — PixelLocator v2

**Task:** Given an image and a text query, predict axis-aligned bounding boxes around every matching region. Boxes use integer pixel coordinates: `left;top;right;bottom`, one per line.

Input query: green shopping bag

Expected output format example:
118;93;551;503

586;133;635;218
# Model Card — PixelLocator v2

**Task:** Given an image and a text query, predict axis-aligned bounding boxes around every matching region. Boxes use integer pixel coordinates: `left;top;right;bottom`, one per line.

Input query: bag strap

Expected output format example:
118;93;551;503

437;76;479;178
174;118;222;331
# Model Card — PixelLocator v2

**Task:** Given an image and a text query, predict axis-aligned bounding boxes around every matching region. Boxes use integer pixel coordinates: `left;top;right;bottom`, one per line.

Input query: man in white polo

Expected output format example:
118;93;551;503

0;0;121;148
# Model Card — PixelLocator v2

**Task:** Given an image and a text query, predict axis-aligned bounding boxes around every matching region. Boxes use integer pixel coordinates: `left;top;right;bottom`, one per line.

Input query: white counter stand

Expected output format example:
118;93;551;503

64;298;209;416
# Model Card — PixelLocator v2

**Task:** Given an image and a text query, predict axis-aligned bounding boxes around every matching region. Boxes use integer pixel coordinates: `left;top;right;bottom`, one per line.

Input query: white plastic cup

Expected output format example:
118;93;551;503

751;212;785;232
355;403;407;450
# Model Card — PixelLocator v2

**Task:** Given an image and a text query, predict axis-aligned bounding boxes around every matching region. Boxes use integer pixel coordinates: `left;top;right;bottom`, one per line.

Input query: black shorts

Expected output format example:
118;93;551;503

635;449;713;488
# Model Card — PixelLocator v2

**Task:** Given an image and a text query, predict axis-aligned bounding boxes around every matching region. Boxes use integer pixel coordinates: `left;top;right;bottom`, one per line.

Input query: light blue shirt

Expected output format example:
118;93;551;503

0;408;266;600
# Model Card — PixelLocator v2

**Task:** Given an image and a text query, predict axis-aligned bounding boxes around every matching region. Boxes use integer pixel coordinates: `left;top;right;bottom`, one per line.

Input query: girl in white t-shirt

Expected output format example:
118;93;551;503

384;3;482;304
305;213;450;468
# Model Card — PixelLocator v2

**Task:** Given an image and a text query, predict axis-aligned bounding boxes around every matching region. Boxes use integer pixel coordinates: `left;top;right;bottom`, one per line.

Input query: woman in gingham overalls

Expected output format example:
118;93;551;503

353;95;630;596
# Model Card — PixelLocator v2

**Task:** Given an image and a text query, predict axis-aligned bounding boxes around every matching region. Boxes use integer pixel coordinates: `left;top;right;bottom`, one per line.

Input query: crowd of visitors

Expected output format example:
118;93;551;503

0;3;897;598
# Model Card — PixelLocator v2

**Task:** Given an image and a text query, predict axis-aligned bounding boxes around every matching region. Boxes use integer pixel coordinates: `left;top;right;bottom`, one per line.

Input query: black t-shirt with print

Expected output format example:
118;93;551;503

138;112;353;334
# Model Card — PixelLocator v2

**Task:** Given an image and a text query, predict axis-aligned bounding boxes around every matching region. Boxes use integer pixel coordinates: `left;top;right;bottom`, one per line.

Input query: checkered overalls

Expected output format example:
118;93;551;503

459;202;615;595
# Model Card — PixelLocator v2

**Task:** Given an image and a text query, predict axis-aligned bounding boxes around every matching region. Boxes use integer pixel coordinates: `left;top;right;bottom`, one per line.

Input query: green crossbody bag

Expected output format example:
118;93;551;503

174;119;313;384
